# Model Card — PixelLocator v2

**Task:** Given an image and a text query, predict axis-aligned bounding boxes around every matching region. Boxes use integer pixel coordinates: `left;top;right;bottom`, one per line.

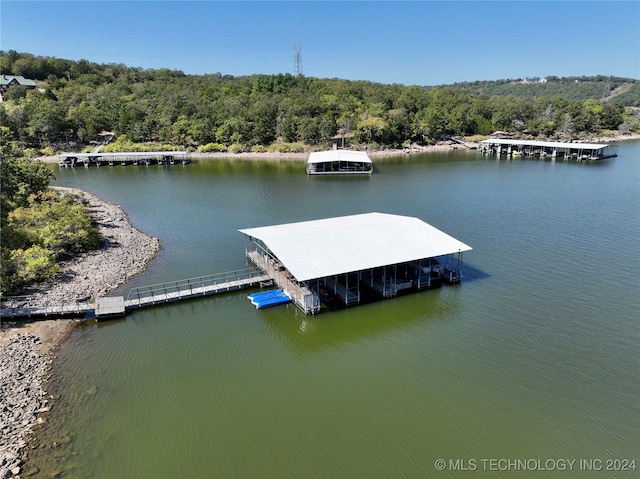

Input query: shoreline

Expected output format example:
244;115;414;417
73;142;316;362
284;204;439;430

34;132;640;164
0;188;160;479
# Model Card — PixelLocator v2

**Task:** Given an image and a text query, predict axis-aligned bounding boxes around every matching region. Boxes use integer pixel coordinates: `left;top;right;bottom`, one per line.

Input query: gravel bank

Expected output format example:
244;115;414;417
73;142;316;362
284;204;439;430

0;187;160;478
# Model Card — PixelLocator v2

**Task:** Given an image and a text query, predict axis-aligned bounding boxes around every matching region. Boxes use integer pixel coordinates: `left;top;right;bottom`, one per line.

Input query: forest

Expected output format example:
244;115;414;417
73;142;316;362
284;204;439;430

1;51;638;155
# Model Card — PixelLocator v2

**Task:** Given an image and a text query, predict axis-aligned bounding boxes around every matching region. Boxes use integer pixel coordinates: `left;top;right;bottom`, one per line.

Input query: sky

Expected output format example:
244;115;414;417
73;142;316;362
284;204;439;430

1;1;639;86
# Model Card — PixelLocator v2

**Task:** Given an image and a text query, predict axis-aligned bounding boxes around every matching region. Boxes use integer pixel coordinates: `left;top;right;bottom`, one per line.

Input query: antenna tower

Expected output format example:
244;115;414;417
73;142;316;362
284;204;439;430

601;75;611;102
293;43;303;76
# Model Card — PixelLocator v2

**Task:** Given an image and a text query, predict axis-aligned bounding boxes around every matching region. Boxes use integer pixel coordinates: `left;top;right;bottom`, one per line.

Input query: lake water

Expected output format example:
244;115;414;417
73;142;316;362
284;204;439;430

35;144;639;478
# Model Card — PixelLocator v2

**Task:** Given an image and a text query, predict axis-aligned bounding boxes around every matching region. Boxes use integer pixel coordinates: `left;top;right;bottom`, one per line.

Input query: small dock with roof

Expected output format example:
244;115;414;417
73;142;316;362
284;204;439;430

306;150;373;175
478;139;618;160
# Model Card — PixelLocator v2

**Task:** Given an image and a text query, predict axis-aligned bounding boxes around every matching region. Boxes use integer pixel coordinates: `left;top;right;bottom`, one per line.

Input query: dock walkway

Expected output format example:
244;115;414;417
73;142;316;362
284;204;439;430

0;268;268;320
246;251;321;314
125;269;269;310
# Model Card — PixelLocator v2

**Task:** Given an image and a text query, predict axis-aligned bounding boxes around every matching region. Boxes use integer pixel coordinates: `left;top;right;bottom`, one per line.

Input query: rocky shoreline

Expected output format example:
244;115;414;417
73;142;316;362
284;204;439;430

0;187;160;479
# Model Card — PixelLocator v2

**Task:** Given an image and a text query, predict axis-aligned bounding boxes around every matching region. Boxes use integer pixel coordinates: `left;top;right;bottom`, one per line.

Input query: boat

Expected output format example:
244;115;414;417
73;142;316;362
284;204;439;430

306;150;373;175
247;289;291;309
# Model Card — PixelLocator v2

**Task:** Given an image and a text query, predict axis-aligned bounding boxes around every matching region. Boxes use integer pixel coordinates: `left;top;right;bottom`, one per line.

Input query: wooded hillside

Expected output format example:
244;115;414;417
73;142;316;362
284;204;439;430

1;51;638;154
445;76;639;106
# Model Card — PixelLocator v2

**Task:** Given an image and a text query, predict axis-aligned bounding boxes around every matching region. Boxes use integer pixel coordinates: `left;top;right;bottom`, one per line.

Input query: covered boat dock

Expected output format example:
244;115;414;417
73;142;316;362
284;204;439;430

478;139;618;160
239;213;472;314
58;151;190;167
306;150;373;175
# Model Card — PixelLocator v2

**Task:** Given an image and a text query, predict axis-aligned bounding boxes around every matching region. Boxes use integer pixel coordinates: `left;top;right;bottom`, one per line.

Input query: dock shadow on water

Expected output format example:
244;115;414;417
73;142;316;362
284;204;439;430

260;286;463;354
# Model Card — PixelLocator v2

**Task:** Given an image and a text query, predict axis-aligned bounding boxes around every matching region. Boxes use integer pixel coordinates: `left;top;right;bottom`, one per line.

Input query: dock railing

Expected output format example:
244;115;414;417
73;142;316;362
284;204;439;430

0;294;92;318
125;267;266;308
246;250;321;314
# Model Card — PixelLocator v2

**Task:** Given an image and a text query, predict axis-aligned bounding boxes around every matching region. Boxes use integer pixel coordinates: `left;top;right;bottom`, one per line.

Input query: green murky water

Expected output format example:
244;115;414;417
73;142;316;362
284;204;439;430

34;145;639;478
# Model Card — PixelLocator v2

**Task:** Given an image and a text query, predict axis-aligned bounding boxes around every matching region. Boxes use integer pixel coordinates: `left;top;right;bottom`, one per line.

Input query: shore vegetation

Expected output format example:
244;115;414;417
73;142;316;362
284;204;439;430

0;145;100;295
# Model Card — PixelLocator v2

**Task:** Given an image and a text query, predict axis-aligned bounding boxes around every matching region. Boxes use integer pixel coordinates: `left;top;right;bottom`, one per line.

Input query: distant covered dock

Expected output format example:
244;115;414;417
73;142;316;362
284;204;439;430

306;150;373;175
58;151;190;167
240;213;472;314
478;139;618;160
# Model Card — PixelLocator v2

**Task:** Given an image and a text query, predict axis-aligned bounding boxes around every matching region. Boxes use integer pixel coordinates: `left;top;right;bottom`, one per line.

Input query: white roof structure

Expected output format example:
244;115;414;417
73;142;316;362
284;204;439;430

307;149;372;165
59;151;188;158
479;139;609;150
239;212;472;282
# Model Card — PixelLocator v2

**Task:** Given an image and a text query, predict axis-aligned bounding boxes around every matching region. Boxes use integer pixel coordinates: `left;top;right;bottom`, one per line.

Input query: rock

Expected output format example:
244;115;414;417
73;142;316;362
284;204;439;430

0;187;159;479
24;466;39;476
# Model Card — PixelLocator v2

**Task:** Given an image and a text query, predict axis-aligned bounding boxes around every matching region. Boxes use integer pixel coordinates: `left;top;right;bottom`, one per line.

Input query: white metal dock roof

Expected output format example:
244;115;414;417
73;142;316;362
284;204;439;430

59;151;188;158
239;212;472;282
479;139;609;150
307;150;372;165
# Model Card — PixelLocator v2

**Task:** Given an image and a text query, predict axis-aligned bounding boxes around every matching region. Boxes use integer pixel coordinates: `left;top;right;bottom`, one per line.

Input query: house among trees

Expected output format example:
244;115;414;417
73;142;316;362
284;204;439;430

0;74;37;101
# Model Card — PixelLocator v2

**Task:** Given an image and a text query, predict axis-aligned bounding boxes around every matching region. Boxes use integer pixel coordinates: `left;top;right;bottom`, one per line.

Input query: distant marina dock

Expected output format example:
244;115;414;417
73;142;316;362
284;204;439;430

58;151;190;167
479;139;618;160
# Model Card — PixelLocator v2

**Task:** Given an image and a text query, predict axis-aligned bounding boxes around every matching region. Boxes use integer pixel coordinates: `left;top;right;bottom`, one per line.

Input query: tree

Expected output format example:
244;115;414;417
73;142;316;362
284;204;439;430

599;102;624;130
25;97;67;146
356;116;386;144
560;113;575;136
2;189;100;294
3;85;28;101
1;156;55;209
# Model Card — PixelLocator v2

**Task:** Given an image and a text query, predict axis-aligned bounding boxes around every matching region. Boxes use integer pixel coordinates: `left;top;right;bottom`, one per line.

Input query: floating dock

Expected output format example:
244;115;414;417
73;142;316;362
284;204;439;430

58;151;190;167
478;139;618;160
306;150;373;175
1;214;473;320
240;212;472;315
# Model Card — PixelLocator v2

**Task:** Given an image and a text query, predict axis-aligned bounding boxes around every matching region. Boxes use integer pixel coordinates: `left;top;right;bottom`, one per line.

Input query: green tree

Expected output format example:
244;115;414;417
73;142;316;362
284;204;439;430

599;102;624;130
9;245;58;284
3;85;28;101
25;97;67;146
0;156;55;208
356;116;386;144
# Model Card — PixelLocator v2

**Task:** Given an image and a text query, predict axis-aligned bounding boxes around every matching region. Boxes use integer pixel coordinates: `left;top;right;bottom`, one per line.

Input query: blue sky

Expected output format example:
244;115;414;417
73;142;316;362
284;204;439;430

2;1;638;86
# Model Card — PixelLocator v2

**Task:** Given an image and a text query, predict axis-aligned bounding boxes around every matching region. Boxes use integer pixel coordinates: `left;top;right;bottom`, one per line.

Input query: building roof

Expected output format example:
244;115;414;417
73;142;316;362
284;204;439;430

239;212;472;282
307;149;372;165
479;138;610;150
0;75;36;87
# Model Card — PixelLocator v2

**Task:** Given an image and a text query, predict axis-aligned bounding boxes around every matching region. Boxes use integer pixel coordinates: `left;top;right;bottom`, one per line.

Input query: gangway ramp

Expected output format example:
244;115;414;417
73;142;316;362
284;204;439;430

0;268;270;320
125;268;270;311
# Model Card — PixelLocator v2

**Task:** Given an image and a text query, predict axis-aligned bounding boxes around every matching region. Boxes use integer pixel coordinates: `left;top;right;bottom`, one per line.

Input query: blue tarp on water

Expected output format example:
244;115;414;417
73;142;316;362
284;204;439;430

247;289;291;309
